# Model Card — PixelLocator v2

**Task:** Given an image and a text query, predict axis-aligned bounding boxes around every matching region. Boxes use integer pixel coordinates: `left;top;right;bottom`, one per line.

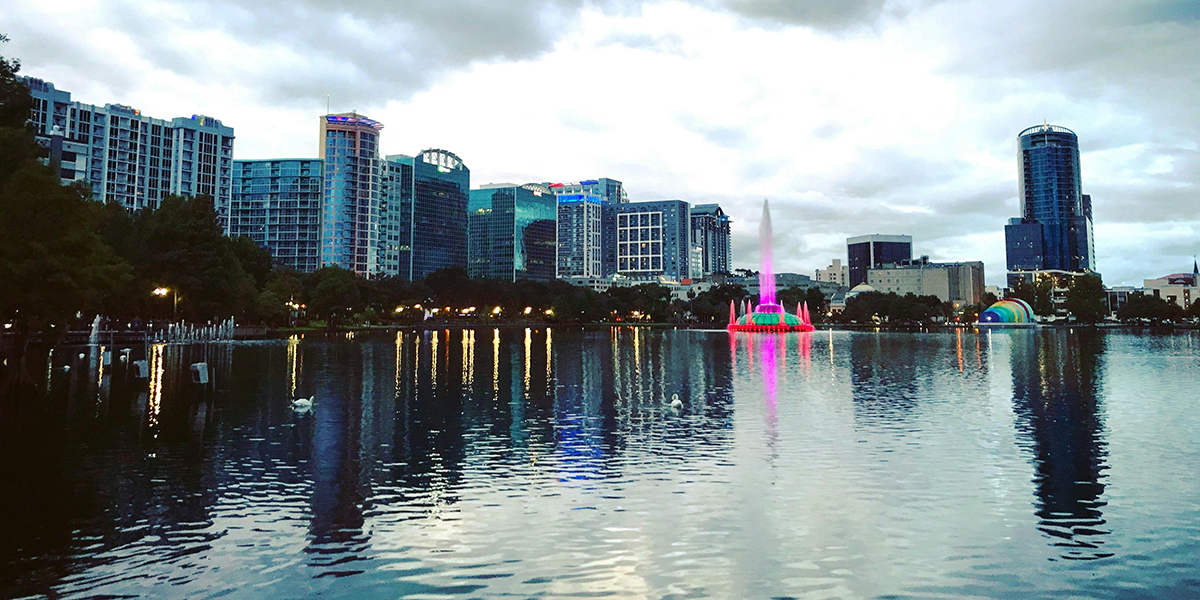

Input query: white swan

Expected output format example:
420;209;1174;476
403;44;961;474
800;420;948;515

291;396;314;413
670;393;682;409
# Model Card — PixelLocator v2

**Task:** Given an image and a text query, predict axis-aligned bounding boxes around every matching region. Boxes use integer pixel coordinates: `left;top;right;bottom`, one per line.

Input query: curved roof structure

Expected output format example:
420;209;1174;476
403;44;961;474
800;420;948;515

978;298;1036;324
1018;123;1076;138
419;148;465;170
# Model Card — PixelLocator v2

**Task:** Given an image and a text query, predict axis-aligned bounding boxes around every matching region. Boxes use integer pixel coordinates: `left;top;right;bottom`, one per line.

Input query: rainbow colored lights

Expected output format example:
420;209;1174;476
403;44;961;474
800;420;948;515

977;298;1036;324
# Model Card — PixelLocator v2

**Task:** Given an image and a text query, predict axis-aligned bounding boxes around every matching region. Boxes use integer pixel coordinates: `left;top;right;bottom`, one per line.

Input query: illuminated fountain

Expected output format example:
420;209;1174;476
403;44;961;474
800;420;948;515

728;200;815;332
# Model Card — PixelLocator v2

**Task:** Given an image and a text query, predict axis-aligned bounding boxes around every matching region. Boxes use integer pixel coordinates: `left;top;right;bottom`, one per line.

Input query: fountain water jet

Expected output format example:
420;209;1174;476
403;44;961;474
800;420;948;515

728;199;814;332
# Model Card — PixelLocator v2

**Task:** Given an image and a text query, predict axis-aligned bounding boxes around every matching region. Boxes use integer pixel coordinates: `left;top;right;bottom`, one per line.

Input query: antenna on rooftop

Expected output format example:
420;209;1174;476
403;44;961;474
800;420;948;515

326;93;330;115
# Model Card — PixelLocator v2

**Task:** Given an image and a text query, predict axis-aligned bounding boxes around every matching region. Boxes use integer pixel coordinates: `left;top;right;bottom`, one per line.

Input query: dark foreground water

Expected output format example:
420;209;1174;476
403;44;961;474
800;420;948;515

2;328;1199;599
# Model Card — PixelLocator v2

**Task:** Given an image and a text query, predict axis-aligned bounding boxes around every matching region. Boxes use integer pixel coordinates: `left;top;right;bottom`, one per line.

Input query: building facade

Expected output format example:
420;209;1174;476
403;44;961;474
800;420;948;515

866;258;985;305
319;113;382;274
23;77;235;227
614;200;691;282
1005;123;1095;284
1142;265;1198;310
468;183;557;281
689;204;731;278
816;258;850;287
547;178;626;276
383;149;470;280
556;193;604;278
230;159;324;273
847;234;913;287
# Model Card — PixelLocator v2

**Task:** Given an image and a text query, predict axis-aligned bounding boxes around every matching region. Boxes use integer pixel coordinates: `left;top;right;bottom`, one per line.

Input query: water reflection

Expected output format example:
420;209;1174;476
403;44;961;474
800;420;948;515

1010;329;1112;560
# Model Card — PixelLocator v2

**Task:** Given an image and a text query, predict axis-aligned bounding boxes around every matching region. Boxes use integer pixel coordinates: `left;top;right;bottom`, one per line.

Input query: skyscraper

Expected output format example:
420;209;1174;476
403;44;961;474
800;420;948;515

615;200;691;281
229;159;323;273
468;183;557;281
383;149;470;280
689;204;731;277
556;192;604;278
23;77;235;227
847;234;913;287
1005;124;1095;281
547;178;627;276
319;112;382;275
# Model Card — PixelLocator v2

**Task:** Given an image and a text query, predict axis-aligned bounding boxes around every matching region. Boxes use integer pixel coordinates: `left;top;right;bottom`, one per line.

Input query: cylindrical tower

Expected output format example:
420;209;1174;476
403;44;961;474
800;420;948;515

1015;124;1093;272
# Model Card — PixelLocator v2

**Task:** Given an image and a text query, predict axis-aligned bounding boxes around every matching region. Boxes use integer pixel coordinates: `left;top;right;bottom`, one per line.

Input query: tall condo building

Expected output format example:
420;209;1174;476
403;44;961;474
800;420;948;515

547;178;627;276
615;200;691;281
319;113;382;275
23;77;235;228
382;150;470;280
847;234;913;287
468;183;558;281
816;259;850;287
689;204;731;278
1005;124;1095;284
229;159;324;273
556;192;604;278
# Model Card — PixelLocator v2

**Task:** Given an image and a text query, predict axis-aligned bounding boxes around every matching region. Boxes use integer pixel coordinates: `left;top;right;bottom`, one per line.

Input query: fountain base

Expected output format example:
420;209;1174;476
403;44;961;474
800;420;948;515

728;303;815;332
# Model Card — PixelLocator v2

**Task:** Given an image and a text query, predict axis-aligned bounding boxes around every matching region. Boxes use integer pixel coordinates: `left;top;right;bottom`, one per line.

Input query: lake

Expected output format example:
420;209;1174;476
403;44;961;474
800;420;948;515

2;328;1199;599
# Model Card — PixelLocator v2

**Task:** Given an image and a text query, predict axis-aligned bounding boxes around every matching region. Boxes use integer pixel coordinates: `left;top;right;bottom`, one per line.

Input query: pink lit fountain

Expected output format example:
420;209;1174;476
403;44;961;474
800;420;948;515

728;200;815;332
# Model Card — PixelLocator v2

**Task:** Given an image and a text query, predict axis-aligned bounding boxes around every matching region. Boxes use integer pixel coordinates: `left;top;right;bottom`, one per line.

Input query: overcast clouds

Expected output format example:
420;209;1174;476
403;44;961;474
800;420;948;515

3;0;1197;285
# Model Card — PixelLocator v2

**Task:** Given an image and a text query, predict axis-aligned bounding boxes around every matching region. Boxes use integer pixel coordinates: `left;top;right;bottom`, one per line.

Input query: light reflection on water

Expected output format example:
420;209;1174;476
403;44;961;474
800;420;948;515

2;328;1200;599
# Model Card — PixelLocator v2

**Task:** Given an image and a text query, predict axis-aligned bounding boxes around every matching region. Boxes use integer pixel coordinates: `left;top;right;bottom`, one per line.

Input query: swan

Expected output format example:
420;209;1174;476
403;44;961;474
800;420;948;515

670;393;682;409
291;397;314;413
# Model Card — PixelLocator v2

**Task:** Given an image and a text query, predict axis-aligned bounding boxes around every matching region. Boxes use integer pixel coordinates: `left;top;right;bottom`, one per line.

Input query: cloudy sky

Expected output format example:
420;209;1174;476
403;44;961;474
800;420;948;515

3;0;1198;285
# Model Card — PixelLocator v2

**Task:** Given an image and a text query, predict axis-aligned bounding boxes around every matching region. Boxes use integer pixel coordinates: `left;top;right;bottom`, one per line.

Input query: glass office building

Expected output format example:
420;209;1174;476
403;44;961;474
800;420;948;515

547;178;627;276
689;204;732;278
615;200;691;281
319;112;382;275
230;159;323;273
468;183;557;281
556;193;604;278
383;149;470;281
1005;124;1095;278
847;234;913;287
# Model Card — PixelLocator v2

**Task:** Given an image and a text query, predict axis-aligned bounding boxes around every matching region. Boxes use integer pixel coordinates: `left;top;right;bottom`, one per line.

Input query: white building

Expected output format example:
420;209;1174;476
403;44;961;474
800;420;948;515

24;77;235;231
1142;265;1198;310
816;259;850;286
867;258;985;304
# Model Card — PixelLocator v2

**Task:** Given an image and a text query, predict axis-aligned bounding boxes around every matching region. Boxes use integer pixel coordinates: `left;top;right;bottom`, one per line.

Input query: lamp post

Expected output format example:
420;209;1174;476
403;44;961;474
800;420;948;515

153;287;178;321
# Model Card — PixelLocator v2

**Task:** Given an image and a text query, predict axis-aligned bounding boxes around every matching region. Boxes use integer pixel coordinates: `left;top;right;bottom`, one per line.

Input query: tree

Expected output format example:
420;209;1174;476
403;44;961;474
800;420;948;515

230;236;274;289
1065;274;1106;323
0;38;132;399
305;266;361;326
1189;298;1200;320
127;195;256;320
1118;293;1185;324
690;284;749;324
1010;276;1054;316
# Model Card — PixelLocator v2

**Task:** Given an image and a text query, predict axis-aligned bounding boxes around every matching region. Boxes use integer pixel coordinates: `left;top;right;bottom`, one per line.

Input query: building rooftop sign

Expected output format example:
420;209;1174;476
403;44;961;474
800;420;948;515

325;114;384;130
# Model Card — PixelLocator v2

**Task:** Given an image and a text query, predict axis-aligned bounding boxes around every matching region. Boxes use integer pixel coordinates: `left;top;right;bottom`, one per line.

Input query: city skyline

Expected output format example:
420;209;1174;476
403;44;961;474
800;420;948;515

4;0;1198;286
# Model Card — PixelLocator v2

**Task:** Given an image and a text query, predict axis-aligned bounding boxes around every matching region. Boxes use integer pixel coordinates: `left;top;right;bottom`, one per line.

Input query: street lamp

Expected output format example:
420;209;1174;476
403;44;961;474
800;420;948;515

153;287;178;321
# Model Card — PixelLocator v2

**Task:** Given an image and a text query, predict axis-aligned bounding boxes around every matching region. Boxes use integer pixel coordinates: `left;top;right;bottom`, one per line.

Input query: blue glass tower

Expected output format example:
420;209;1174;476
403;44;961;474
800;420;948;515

1005;124;1095;277
468;183;557;281
383;150;470;280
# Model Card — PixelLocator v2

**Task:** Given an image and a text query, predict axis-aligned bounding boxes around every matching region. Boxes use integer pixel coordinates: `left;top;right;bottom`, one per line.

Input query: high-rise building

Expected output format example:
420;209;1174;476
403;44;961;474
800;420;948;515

23;77;235;227
556;192;604;278
547;178;627;276
319;112;382;275
689;204;731;278
1005;124;1095;284
615;200;691;281
468;183;557;281
847;234;912;287
383;149;470;280
229;159;323;273
816;259;850;287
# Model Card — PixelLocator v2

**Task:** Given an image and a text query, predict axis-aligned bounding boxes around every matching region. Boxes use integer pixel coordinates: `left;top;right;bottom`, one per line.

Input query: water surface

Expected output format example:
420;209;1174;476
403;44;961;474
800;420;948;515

2;328;1199;599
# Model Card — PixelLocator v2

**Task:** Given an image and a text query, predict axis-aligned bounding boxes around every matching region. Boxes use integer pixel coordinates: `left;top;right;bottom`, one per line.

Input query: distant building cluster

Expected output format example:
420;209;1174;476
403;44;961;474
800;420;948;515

24;75;1194;315
22;77;733;287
